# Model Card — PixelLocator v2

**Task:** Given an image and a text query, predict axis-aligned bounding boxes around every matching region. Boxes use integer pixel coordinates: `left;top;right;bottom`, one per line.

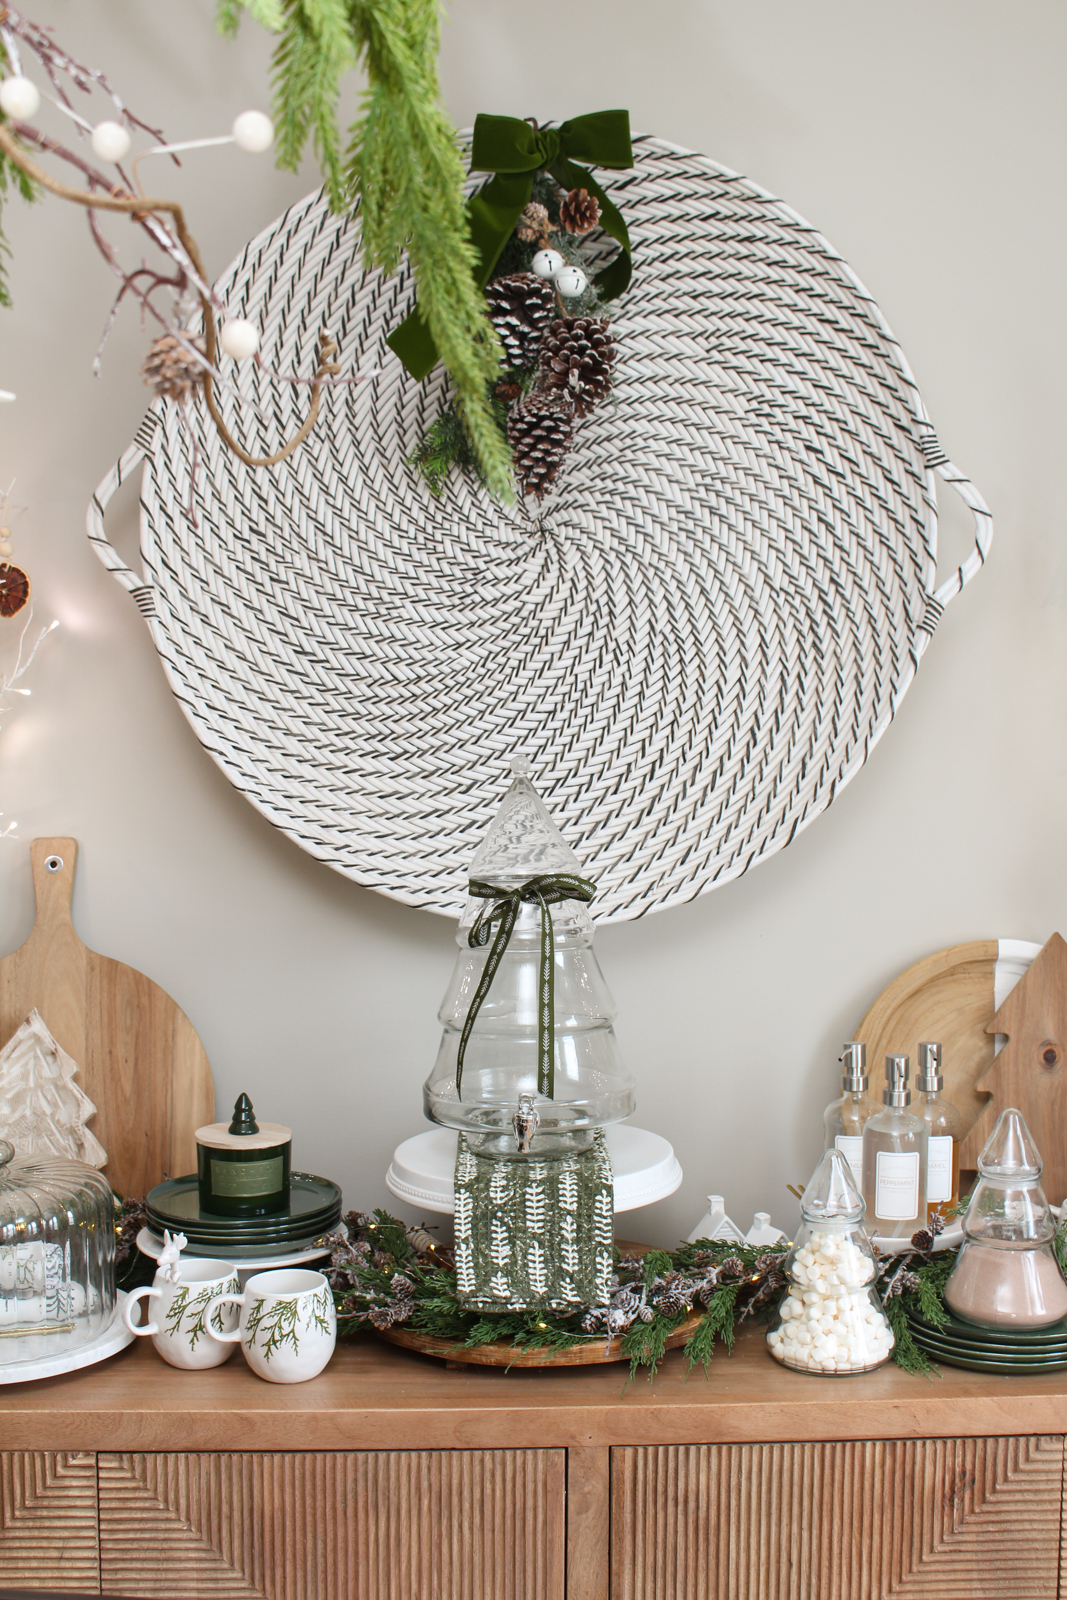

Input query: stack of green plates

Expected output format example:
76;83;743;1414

146;1173;342;1260
905;1305;1067;1372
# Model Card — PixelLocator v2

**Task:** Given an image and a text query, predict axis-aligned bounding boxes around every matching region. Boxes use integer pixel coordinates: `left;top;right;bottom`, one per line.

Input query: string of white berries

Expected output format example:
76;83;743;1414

531;249;588;301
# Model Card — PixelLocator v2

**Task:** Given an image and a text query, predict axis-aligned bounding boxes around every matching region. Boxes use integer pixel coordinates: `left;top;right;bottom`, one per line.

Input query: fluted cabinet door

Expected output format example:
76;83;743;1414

97;1450;564;1600
611;1437;1064;1600
0;1451;99;1593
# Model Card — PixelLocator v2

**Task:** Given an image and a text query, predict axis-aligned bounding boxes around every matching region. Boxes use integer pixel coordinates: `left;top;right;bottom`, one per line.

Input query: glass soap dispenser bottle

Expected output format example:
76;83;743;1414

766;1147;894;1374
915;1042;962;1220
823;1042;878;1189
944;1108;1067;1328
861;1054;928;1238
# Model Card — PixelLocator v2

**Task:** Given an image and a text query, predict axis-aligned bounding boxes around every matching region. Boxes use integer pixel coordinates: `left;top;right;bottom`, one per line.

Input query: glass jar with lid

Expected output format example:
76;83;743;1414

944;1107;1067;1328
767;1147;894;1374
423;760;636;1158
0;1139;116;1366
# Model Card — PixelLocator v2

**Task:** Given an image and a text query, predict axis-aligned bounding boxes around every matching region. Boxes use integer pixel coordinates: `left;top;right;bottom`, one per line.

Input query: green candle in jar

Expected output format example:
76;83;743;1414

195;1094;291;1217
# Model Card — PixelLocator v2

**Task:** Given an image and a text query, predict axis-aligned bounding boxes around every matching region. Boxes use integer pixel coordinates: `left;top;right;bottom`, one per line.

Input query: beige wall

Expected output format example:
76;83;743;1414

1;0;1064;1243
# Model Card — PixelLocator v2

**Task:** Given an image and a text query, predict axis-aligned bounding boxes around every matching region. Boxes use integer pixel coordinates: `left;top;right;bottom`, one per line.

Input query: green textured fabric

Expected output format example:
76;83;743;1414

453;1132;614;1311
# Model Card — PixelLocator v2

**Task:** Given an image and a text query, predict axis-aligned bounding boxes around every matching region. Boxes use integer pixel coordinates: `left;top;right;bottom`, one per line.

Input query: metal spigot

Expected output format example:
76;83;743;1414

512;1093;540;1153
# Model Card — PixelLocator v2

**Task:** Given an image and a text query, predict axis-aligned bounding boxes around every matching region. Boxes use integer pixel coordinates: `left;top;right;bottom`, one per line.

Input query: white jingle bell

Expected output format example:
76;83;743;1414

218;318;260;360
530;249;564;280
232;110;274;154
0;76;40;121
554;265;589;298
91;121;132;164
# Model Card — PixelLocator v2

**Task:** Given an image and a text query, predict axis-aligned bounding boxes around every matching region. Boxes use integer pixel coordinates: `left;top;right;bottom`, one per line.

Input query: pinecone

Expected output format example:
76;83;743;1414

538;317;617;417
508;388;575;499
141;332;205;402
517;201;550;242
485;272;556;369
494;379;522;403
654;1290;690;1319
910;1229;934;1253
718;1256;745;1280
559;187;601;235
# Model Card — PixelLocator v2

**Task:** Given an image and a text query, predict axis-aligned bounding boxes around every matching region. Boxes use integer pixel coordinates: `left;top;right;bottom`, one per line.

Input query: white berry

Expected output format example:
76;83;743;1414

554;265;588;298
219;318;260;360
0;76;40;121
91;121;131;164
232;110;274;154
531;249;564;280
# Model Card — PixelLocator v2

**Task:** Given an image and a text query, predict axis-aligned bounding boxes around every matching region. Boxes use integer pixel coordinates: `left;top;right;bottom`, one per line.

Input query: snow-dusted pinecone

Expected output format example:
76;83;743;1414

928;1211;947;1235
486;272;557;368
718;1256;745;1280
517;201;551;242
559;187;601;235
367;1301;413;1330
538;317;617;417
508;388;575;498
654;1290;690;1319
141;332;205;402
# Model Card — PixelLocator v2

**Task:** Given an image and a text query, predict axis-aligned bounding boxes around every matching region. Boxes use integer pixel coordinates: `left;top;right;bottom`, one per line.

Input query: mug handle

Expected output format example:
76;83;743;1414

123;1286;162;1337
204;1291;247;1342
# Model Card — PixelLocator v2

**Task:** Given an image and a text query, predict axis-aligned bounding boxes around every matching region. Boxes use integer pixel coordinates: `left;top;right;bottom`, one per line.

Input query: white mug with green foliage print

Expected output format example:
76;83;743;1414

123;1258;240;1370
204;1268;336;1384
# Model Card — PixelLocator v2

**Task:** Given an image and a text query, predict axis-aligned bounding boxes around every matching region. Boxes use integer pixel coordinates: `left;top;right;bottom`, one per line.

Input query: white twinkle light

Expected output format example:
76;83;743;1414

0;76;40;120
232;110;274;154
91;120;132;164
219;318;260;360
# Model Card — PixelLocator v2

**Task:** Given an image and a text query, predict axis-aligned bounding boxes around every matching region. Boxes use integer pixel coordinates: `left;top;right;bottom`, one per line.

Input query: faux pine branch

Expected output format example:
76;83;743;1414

221;0;512;499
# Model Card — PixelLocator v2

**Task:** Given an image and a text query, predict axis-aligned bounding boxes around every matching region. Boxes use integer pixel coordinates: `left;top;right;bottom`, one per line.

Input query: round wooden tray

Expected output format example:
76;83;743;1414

377;1311;704;1368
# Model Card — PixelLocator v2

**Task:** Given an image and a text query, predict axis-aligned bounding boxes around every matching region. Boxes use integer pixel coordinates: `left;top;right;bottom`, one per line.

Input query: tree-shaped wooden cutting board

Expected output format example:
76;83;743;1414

0;838;214;1198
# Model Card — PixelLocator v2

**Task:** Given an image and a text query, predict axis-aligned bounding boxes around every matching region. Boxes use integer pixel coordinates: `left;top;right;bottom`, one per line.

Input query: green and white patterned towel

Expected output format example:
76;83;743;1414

453;1131;614;1311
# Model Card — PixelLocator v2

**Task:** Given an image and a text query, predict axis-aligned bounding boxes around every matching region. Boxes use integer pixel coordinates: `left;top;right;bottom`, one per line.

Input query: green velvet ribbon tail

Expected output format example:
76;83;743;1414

455;873;597;1101
387;110;633;382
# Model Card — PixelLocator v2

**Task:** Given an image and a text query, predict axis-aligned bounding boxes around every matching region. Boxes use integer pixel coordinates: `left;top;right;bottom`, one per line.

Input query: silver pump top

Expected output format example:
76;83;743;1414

838;1041;868;1092
916;1041;943;1093
883;1053;912;1107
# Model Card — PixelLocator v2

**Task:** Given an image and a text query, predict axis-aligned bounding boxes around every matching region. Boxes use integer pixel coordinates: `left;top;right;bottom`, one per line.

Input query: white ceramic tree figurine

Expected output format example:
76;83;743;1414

0;1009;106;1165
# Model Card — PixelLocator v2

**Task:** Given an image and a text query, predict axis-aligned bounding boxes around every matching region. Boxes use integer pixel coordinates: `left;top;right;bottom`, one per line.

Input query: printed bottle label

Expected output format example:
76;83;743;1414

927;1136;954;1203
211;1155;283;1197
875;1150;921;1220
834;1135;864;1187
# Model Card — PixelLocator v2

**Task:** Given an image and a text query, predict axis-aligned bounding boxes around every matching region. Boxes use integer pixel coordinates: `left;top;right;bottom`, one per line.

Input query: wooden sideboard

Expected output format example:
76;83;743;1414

2;1327;1066;1599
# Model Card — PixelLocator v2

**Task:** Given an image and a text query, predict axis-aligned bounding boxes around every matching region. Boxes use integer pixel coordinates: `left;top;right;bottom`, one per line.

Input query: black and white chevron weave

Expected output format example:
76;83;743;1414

87;137;992;922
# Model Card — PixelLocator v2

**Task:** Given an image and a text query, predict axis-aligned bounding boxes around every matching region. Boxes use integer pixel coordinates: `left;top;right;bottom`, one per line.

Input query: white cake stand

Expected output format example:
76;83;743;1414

0;1292;134;1385
386;1124;682;1215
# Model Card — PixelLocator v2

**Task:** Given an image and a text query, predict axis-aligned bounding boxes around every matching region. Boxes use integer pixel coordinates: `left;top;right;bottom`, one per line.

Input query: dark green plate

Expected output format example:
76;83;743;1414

906;1318;1067;1358
908;1339;1067;1374
913;1306;1067;1344
147;1172;341;1246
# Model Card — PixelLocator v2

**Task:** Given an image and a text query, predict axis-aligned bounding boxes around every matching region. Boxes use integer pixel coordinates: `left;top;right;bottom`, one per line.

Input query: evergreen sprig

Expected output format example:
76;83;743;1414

219;0;511;498
0;35;38;309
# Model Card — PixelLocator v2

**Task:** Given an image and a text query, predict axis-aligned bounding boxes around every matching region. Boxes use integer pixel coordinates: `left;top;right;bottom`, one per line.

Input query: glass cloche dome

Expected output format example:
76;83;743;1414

0;1140;116;1366
423;760;636;1157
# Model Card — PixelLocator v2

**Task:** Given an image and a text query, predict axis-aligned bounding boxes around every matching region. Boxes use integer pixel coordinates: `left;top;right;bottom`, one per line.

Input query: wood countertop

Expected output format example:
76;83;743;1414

0;1326;1064;1453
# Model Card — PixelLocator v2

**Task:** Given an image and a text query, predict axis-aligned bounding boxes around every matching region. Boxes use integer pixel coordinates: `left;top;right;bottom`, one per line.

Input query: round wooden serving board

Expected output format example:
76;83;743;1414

377;1311;705;1368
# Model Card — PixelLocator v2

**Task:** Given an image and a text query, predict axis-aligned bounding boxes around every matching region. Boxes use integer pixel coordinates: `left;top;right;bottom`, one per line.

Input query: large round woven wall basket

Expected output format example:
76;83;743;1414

89;135;992;922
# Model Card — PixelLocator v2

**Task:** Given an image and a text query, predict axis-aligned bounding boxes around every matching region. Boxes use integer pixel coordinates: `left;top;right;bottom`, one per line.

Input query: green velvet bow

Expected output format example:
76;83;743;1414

455;873;597;1102
387;110;633;382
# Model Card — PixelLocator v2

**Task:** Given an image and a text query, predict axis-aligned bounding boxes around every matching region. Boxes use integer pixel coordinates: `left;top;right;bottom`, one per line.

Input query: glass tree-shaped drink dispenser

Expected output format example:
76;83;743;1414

424;758;636;1159
944;1108;1067;1328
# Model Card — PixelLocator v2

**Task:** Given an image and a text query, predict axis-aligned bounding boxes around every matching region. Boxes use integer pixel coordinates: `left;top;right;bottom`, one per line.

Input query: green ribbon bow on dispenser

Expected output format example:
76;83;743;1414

388;110;634;382
456;873;597;1101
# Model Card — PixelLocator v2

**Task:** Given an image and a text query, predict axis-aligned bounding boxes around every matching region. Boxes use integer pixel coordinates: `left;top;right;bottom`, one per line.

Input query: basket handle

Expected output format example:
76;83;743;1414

85;419;158;625
918;432;994;641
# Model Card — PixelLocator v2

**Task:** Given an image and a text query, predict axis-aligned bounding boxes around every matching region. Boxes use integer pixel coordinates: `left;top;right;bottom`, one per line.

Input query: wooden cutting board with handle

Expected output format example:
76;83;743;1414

0;838;215;1198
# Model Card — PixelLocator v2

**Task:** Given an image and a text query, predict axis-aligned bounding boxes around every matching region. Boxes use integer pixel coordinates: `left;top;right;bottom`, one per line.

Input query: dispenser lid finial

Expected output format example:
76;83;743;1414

228;1094;260;1136
468;760;581;879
